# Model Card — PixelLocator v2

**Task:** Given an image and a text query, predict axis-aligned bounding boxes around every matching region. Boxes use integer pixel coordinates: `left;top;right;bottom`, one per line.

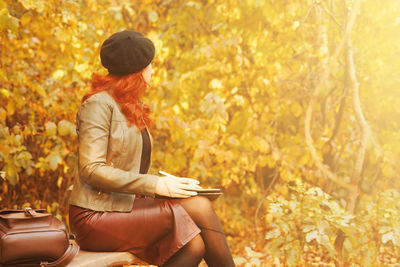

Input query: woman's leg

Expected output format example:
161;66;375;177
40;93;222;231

177;196;235;267
163;234;205;267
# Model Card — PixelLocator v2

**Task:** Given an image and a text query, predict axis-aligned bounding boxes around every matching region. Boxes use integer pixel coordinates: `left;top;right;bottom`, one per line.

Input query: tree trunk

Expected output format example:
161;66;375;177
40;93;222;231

304;4;356;193
333;0;373;265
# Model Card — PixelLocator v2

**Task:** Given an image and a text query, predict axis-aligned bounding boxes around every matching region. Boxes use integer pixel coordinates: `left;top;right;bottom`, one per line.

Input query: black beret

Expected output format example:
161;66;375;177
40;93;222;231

100;30;155;76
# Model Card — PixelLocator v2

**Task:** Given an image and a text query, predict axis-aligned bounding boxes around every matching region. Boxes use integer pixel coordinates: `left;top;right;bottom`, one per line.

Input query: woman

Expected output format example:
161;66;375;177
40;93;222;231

68;30;235;267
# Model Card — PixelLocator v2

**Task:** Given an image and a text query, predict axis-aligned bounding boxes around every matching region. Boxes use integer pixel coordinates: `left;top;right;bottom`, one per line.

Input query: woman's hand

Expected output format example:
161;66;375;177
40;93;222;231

155;176;202;198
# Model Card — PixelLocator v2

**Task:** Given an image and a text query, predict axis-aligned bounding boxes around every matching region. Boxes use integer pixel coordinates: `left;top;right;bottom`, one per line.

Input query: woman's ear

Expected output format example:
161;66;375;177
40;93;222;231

141;63;153;84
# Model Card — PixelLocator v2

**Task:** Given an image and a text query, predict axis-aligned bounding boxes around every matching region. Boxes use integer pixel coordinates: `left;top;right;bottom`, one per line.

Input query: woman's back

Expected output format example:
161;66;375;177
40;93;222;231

69;91;159;212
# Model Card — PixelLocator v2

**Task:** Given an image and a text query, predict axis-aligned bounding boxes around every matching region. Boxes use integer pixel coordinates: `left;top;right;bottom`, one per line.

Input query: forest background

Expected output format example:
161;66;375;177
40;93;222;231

1;0;400;266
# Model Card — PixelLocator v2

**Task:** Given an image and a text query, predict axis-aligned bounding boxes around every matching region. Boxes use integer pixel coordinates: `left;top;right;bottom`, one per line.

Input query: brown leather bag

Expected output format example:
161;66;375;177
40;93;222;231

0;207;79;267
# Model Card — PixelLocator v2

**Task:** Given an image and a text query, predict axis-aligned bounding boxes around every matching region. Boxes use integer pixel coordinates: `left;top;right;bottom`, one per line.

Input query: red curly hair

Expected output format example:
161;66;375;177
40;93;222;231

82;71;152;131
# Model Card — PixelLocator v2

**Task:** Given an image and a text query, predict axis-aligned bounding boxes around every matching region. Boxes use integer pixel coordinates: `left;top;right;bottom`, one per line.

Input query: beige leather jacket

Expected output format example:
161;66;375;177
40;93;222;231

69;91;159;212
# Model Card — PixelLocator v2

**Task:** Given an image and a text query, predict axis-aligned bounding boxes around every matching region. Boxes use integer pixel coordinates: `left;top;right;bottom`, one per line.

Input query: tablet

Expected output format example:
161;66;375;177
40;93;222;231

156;188;223;201
196;188;223;193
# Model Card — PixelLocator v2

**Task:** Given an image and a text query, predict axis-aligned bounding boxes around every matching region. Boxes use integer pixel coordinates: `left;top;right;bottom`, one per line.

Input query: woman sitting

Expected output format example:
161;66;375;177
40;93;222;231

68;30;235;267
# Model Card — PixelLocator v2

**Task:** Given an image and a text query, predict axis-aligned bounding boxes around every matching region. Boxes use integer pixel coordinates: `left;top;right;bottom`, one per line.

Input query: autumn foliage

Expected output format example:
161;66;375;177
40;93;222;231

1;0;400;266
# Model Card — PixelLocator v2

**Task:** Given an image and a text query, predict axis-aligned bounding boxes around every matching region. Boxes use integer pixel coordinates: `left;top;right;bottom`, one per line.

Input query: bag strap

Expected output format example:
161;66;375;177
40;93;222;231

40;241;80;267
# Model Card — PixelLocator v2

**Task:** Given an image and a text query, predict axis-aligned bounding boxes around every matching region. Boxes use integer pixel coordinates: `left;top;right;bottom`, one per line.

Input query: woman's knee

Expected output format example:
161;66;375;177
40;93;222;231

180;196;214;213
178;196;219;228
185;234;205;259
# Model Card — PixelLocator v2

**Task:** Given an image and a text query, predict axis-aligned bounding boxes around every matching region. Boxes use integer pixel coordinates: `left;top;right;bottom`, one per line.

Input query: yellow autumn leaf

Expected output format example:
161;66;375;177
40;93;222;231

57;176;63;188
59;120;77;136
47;153;62;171
45;121;57;136
148;11;159;22
210;78;223;89
291;102;302;117
18;0;45;12
0;88;10;98
0;69;7;82
75;63;88;73
6;101;14;115
0;107;6;122
52;70;66;80
0;8;19;32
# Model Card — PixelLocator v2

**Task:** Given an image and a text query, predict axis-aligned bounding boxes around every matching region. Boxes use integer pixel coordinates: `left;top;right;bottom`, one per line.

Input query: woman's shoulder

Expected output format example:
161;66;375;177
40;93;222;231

77;91;119;121
81;91;118;110
83;91;115;104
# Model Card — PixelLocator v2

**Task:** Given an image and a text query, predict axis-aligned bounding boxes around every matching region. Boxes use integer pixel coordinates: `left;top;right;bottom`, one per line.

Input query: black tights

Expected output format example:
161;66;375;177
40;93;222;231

162;196;235;267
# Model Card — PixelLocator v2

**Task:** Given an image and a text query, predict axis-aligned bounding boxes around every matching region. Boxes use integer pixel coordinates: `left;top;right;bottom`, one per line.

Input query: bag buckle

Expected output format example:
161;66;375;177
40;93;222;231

24;207;37;217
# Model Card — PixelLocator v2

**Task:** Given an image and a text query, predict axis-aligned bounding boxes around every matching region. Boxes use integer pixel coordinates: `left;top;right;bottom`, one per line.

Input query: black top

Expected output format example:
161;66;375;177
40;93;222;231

139;129;151;174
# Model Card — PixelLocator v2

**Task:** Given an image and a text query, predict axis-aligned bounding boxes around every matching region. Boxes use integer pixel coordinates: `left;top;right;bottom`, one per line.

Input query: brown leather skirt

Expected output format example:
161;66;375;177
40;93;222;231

69;197;200;266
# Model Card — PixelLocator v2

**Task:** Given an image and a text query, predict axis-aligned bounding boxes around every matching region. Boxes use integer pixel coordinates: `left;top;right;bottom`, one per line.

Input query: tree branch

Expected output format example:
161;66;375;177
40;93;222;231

333;1;362;265
332;0;360;58
346;37;368;211
320;1;343;30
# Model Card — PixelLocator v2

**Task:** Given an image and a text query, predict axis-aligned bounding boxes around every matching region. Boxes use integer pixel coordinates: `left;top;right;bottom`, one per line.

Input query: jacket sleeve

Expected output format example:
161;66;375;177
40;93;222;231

77;95;159;197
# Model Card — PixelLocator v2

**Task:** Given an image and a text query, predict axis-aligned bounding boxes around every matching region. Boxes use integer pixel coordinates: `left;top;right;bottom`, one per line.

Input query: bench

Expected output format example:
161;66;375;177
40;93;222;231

67;249;152;267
